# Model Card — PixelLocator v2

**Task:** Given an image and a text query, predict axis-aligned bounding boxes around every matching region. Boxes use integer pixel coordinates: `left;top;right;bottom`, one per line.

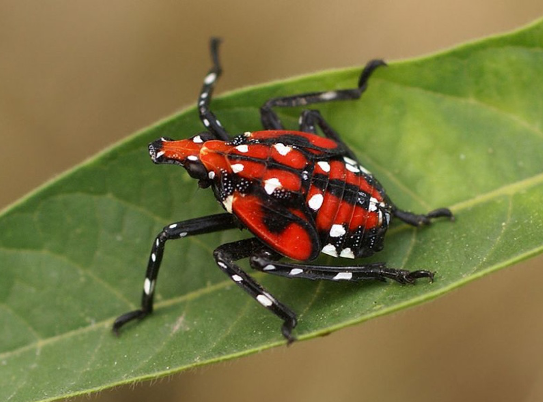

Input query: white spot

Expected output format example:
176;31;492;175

200;92;208;99
317;161;331;172
151;253;156;262
187;155;198;161
222;195;234;213
231;163;244;173
179;232;188;237
231;274;243;282
244;131;251;137
208;171;216;179
160;137;169;142
144;278;155;295
369;197;379;212
236;144;249;153
263;264;276;271
359;164;372;175
329;224;346;237
264;178;282;195
216;120;222;127
155;151;165;159
339;248;355;259
333;272;353;281
301;170;309;180
343;156;357;165
320;91;338;100
155;239;160;247
289;268;303;276
273;143;292;156
257;294;273;307
378;210;383;225
204;73;217;85
169;223;178;229
193;135;203;143
345;163;360;173
203;118;210;127
322;244;338;257
308;193;324;211
217;261;228;269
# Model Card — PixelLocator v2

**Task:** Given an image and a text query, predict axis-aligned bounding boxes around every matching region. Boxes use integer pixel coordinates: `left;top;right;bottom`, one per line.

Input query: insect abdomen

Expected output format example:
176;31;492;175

306;156;391;259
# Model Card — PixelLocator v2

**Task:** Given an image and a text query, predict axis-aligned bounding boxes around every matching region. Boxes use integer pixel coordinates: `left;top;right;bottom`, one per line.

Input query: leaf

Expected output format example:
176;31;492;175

2;18;543;402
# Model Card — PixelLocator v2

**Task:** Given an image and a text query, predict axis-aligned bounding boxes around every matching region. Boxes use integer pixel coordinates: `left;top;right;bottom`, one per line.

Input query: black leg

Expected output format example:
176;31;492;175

298;109;359;161
250;252;434;285
197;38;230;141
213;238;298;344
260;59;386;130
113;213;238;333
393;207;454;227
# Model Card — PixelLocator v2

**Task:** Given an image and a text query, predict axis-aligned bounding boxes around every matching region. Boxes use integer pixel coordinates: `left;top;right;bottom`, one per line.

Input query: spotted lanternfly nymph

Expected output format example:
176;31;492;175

113;39;453;343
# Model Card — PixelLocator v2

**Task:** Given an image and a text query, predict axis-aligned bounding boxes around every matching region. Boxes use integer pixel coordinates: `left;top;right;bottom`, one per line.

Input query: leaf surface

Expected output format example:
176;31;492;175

1;18;543;402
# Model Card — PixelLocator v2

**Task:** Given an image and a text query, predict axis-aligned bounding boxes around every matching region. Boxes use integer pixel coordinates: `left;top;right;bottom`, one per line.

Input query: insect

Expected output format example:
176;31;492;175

113;38;453;343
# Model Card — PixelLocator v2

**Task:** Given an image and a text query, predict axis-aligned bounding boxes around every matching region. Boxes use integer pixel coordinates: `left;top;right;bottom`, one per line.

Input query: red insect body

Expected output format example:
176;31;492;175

154;130;391;262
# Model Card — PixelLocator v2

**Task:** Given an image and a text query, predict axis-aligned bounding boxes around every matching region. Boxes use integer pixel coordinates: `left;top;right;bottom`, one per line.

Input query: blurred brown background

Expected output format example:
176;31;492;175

1;1;543;401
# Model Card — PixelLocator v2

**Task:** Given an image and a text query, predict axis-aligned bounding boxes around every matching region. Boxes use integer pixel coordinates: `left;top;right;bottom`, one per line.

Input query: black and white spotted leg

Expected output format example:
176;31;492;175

112;213;238;334
260;59;386;130
250;253;434;284
197;38;230;141
213;238;298;344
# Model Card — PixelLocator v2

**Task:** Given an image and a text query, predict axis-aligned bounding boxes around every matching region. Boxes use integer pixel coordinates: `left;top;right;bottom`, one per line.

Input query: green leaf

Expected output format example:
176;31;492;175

2;18;543;402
